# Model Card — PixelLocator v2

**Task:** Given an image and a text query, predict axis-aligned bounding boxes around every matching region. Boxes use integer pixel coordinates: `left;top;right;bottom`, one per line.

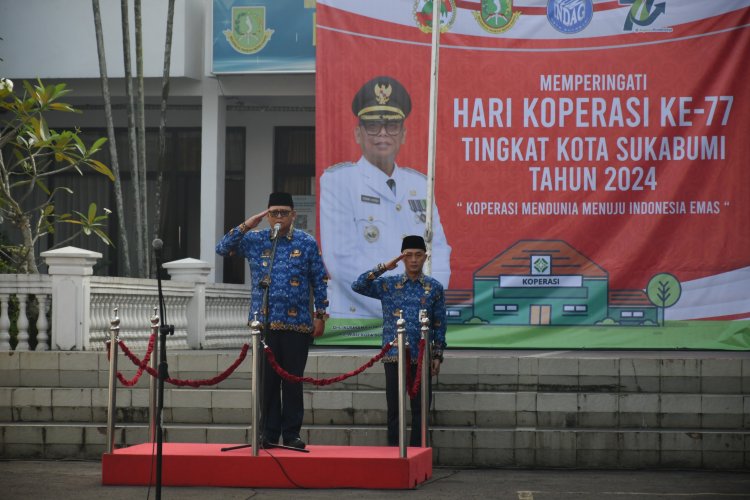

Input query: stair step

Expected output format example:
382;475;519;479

1;422;747;468
2;349;748;468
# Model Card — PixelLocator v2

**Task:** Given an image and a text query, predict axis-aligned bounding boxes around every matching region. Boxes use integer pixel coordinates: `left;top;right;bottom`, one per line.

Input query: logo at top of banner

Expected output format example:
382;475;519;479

620;0;667;32
473;0;521;34
223;6;274;55
413;0;457;34
547;0;593;34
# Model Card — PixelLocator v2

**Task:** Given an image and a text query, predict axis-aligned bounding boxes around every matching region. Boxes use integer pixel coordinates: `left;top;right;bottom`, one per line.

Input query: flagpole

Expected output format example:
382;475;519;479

424;1;441;276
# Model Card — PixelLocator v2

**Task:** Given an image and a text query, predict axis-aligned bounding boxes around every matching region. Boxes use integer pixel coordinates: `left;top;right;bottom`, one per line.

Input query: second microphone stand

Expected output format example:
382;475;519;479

153;242;174;500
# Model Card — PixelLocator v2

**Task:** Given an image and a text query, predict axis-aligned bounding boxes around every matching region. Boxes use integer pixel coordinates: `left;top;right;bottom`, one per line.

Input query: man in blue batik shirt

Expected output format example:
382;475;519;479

351;235;446;446
216;192;328;450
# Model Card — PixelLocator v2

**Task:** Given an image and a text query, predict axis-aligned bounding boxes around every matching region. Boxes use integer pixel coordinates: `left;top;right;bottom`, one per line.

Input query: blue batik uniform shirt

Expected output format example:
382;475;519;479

216;226;328;333
352;266;446;362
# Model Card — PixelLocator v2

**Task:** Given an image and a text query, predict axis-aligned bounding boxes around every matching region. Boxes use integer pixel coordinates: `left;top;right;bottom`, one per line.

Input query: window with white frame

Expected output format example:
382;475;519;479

563;304;587;312
494;304;518;312
621;311;644;318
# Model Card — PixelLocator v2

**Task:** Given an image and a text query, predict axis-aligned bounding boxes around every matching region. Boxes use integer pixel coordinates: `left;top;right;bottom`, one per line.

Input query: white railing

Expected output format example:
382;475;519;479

204;284;252;349
0;247;251;351
88;277;191;351
0;274;52;351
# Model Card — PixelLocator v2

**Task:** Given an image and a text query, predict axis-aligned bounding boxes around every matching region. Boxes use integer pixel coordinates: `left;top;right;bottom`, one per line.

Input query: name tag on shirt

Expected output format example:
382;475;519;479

361;195;380;204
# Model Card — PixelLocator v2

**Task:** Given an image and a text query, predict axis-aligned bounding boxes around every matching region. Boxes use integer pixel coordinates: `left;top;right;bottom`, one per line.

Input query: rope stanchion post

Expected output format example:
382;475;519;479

106;307;120;454
419;309;431;448
148;307;159;443
249;313;262;457
396;310;407;458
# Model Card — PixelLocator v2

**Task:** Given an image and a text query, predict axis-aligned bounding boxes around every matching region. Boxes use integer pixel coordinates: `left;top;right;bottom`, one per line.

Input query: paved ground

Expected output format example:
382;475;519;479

1;459;748;499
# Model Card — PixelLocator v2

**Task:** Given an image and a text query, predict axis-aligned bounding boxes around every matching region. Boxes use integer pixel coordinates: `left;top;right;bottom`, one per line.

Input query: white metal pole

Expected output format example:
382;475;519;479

250;314;262;456
419;310;431;447
106;308;120;454
148;307;159;443
396;313;407;457
424;0;441;276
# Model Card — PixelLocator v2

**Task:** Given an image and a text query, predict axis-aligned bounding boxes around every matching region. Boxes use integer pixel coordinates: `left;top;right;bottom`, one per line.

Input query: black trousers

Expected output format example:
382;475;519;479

384;362;432;447
261;329;310;443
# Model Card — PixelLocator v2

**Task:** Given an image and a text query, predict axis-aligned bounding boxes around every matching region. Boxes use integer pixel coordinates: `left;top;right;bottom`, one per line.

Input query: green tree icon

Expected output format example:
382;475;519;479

646;273;682;327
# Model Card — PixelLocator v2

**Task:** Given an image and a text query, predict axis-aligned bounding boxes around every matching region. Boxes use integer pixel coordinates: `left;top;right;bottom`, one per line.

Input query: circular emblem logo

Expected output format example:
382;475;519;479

364;225;380;243
547;0;593;34
413;0;457;34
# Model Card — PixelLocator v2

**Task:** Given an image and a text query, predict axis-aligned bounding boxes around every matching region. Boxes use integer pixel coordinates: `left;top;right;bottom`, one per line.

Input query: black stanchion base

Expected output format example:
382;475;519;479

220;443;310;453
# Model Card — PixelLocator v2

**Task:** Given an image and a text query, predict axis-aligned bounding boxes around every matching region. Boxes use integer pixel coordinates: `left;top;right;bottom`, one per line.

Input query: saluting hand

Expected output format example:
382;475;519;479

384;253;405;271
243;210;269;230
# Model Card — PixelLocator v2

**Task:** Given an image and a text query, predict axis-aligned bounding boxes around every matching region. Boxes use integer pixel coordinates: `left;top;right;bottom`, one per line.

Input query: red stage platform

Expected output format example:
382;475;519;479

102;443;433;489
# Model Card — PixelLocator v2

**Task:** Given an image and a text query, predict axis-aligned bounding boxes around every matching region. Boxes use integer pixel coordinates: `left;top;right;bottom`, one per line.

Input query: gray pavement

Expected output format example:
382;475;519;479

1;459;749;499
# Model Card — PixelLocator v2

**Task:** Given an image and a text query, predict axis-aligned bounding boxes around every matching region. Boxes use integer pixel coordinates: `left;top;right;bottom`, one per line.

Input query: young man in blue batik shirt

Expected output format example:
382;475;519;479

351;235;446;446
216;192;328;450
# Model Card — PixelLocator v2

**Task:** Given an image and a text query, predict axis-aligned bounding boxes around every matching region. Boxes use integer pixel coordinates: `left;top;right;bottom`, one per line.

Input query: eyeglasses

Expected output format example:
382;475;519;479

268;210;292;218
360;120;404;136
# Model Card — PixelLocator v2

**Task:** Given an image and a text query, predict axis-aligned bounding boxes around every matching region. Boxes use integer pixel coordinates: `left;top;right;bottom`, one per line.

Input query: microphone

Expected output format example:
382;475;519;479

270;223;281;240
152;238;164;262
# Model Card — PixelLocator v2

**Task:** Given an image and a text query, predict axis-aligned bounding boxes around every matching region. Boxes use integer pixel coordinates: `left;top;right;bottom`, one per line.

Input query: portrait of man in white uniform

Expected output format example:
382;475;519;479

320;75;452;318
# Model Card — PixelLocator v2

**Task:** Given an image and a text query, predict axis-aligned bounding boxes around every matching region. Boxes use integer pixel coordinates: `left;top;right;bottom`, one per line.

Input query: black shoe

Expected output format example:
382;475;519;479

283;437;306;449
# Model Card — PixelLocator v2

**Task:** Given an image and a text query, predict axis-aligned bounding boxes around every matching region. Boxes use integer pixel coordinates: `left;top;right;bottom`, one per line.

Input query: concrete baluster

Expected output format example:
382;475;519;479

0;294;10;350
35;294;50;351
15;294;29;351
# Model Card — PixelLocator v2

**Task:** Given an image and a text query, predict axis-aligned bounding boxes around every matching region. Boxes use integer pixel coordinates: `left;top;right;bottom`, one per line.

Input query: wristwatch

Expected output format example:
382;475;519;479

314;310;329;320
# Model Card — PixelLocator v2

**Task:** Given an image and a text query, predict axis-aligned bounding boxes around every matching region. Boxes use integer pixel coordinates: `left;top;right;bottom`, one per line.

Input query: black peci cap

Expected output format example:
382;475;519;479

352;76;411;121
401;235;426;252
268;192;294;208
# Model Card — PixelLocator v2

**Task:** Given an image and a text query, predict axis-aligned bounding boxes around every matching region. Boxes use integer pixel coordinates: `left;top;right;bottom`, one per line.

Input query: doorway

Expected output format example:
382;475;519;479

530;305;552;325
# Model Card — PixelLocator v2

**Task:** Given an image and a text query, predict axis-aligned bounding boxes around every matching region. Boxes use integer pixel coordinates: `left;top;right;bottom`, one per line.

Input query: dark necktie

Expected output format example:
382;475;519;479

386;178;396;195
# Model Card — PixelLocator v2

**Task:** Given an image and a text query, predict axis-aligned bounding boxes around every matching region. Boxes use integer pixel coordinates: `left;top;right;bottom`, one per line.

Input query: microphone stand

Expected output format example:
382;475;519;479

153;240;174;499
222;225;308;454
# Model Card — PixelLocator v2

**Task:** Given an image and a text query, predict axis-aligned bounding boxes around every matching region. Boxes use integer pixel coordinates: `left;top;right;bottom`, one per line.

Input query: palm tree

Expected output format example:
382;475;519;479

91;0;132;277
134;0;149;275
154;0;176;269
120;0;147;277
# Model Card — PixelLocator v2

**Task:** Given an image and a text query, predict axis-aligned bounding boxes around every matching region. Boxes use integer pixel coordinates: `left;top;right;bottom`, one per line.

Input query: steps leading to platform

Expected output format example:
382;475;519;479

1;348;749;468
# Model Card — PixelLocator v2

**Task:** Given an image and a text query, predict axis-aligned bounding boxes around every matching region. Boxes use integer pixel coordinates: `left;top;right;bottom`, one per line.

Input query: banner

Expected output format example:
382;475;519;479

212;0;316;73
315;0;750;349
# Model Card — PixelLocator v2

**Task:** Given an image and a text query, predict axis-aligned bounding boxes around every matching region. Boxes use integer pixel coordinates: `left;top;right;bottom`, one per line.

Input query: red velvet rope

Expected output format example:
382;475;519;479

263;341;394;386
110;336;249;388
407;339;427;399
105;333;157;387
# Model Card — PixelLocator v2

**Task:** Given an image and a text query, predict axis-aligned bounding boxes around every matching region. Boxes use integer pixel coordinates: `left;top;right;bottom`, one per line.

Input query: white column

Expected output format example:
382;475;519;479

244;117;274;284
163;257;211;349
200;81;226;283
41;246;102;350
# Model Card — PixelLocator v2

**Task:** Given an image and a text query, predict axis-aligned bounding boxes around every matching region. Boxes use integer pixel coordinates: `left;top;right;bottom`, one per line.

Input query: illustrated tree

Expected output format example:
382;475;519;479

0;78;114;273
646;273;682;327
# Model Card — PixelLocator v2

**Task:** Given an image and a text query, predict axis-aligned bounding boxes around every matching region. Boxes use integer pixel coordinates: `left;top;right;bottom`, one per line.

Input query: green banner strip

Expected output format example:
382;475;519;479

315;319;750;350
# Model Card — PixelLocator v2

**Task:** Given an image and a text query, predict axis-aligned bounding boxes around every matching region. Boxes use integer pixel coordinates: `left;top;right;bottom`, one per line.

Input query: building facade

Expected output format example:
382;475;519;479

446;240;657;326
0;0;315;284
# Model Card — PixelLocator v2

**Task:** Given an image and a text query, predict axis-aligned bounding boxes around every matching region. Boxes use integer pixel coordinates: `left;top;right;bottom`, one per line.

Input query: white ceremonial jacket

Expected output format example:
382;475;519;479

320;156;451;318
